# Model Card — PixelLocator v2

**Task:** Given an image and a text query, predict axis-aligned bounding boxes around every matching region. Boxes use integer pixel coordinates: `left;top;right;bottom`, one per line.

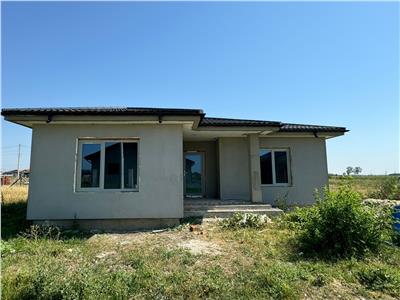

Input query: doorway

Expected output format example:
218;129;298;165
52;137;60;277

184;152;204;198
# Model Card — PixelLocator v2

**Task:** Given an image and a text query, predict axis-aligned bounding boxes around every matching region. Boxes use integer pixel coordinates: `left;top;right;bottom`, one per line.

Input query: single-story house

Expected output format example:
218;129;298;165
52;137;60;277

1;107;347;229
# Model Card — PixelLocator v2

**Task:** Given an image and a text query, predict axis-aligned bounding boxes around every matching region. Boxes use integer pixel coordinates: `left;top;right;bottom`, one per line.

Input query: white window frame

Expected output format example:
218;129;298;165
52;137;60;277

260;148;291;186
76;139;139;192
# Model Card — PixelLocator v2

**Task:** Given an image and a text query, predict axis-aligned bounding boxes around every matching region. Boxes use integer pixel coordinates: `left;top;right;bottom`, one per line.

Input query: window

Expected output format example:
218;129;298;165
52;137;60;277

77;140;138;191
260;149;290;185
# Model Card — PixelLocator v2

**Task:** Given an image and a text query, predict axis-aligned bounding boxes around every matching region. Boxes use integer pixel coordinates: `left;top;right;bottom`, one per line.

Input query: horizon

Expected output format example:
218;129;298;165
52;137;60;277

1;2;399;174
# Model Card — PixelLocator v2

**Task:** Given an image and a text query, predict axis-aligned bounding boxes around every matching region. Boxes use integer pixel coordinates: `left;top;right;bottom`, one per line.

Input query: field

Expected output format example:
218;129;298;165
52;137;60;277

1;183;400;299
329;175;389;197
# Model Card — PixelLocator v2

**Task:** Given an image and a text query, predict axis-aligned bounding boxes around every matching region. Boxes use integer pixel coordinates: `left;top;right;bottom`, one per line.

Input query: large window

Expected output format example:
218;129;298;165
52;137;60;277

77;140;138;191
260;149;290;185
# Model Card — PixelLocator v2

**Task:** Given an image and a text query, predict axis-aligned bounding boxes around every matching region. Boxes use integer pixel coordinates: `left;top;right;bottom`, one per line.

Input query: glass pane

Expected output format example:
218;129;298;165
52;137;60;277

81;144;101;188
123;143;138;189
104;142;121;189
185;154;202;195
274;151;288;183
260;150;273;184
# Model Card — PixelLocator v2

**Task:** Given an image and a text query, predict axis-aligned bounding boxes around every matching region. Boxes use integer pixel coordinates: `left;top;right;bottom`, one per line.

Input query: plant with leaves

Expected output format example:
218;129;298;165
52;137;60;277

291;186;387;258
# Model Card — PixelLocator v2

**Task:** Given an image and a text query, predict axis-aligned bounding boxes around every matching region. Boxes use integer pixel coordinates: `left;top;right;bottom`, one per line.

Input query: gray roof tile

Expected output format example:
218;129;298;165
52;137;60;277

200;117;281;127
1;107;347;133
1;107;204;116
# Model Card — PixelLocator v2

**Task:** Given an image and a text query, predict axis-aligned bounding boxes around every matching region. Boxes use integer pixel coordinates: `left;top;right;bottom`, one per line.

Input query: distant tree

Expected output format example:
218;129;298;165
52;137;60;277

353;167;362;175
346;166;354;176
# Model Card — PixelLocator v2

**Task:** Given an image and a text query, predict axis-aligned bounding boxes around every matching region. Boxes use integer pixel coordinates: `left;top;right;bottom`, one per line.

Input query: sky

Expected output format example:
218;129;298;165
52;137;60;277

1;2;399;174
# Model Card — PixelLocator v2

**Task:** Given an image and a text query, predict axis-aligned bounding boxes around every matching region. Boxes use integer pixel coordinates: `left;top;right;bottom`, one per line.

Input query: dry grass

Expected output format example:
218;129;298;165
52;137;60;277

1;185;30;239
1;185;29;204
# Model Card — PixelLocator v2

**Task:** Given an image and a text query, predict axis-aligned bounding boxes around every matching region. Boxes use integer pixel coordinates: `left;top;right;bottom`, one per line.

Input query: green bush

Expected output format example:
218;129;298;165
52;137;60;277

288;186;387;258
221;213;266;229
368;176;400;200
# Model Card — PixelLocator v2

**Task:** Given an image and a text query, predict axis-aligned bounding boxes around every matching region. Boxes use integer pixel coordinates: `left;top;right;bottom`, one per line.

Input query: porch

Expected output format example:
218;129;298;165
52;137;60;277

184;199;282;218
183;135;264;203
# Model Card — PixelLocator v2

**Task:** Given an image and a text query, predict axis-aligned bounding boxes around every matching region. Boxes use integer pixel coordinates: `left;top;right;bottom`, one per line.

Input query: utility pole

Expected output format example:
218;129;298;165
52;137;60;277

17;144;21;184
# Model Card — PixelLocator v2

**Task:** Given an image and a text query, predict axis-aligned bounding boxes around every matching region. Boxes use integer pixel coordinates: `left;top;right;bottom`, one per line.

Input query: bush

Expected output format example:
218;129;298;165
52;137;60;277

289;186;387;258
368;176;400;200
220;213;267;229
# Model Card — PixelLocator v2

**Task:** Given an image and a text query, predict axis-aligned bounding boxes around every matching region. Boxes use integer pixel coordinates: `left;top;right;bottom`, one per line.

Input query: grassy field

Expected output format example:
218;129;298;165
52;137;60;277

1;184;400;299
329;175;392;197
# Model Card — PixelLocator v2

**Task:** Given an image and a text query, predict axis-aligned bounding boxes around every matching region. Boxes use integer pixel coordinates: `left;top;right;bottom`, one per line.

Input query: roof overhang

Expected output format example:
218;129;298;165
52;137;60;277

2;114;204;129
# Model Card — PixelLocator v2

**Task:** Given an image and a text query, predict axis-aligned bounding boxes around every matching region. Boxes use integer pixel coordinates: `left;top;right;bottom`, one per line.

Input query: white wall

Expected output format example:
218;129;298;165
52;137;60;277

27;124;183;220
259;137;328;205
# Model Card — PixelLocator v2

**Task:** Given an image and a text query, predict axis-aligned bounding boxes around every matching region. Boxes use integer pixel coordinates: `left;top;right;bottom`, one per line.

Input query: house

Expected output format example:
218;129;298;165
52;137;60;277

1;169;30;185
1;107;347;229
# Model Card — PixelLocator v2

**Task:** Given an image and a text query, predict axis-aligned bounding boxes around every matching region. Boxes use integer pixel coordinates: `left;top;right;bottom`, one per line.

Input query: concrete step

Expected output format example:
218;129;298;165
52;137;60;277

184;208;283;218
184;200;251;206
184;204;272;211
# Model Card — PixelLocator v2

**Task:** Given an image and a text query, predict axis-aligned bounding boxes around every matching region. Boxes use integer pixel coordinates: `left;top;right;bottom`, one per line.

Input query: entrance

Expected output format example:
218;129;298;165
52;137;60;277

184;152;204;198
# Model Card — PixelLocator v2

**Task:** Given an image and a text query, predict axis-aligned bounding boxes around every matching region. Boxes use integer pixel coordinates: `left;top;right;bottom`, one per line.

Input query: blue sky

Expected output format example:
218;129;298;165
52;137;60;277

1;2;399;174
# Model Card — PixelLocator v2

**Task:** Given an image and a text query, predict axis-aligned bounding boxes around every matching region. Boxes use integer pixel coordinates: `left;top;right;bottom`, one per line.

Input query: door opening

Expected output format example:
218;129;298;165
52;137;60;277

184;152;204;198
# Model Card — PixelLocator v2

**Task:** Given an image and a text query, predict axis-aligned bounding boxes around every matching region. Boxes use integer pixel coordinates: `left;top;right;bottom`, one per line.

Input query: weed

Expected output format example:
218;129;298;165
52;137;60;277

357;265;400;295
221;212;267;229
368;176;400;200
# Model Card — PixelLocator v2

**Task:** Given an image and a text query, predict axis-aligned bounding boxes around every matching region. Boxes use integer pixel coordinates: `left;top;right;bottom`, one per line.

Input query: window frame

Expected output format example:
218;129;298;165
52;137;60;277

76;139;139;192
260;148;291;187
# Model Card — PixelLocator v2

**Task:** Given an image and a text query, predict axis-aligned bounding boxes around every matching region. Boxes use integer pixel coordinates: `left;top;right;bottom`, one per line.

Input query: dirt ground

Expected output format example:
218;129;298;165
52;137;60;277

88;221;224;257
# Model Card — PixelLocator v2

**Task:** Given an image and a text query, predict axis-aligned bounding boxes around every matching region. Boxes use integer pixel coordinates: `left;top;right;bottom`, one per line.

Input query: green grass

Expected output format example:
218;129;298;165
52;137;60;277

2;185;400;299
329;175;390;198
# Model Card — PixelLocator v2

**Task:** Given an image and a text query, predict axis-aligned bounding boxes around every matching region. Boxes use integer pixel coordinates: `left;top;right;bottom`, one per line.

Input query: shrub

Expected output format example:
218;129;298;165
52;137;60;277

290;186;386;258
368;176;400;200
274;193;289;212
221;213;267;229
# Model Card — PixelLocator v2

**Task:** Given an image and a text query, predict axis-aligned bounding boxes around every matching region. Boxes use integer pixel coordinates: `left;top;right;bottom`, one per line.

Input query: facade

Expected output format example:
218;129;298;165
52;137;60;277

2;107;347;229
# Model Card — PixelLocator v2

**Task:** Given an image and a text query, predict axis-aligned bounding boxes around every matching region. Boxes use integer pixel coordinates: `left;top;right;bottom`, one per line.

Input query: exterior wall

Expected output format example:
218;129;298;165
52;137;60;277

183;141;218;198
259;137;328;205
33;219;180;231
27;124;184;220
218;137;250;200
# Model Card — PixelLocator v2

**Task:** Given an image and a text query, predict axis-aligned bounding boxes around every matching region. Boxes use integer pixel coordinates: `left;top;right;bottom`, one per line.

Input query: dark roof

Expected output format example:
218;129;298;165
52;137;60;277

1;107;347;133
1;107;204;116
279;123;347;132
200;117;281;127
200;117;347;132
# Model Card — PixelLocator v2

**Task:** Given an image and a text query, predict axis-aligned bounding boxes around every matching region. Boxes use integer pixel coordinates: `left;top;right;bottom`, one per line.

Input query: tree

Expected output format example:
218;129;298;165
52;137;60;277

346;166;354;176
353;167;362;175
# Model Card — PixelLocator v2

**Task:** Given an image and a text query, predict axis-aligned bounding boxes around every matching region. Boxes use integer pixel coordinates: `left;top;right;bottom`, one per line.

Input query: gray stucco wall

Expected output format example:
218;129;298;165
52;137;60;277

217;136;328;205
218;138;251;200
27;124;184;220
259;137;328;205
183;141;218;198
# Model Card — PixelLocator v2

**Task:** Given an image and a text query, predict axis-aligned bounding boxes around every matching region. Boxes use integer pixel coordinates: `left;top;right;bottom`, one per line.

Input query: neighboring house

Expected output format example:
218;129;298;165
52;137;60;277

1;107;347;229
1;169;30;185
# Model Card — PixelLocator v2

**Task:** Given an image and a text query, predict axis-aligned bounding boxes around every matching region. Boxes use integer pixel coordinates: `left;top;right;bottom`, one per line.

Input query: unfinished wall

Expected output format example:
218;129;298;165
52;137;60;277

218;137;250;200
259;137;328;205
27;124;184;220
